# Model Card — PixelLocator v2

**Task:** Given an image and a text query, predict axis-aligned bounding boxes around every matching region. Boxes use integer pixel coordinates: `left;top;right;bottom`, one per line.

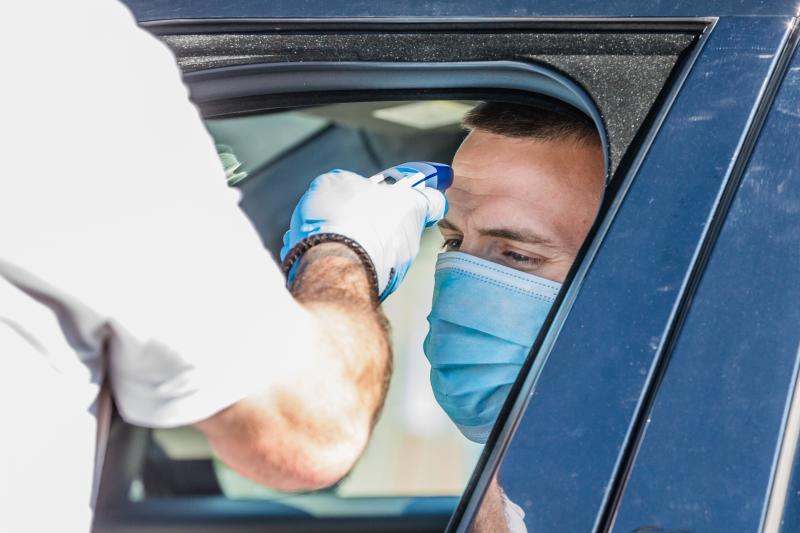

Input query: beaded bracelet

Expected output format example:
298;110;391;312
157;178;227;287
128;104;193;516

280;233;382;304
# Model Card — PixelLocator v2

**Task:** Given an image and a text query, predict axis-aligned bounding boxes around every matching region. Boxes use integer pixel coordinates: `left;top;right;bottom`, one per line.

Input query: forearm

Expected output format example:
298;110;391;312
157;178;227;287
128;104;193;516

471;476;511;533
193;161;445;492
292;242;392;427
196;243;391;491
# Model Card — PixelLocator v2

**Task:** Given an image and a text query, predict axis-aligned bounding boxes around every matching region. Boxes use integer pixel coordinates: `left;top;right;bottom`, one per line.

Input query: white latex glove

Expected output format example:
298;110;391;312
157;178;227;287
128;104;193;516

280;169;448;301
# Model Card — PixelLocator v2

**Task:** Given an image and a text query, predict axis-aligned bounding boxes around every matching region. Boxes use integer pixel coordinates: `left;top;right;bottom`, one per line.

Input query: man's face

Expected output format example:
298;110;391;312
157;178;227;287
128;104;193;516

439;129;605;283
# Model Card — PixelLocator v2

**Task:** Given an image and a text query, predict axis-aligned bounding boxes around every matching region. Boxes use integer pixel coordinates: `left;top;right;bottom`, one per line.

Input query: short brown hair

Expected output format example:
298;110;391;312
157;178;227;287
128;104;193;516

463;101;601;147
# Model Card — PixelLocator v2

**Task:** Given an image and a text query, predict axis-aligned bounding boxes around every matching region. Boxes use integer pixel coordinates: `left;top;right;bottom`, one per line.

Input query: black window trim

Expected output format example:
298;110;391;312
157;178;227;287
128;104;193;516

141;17;711;36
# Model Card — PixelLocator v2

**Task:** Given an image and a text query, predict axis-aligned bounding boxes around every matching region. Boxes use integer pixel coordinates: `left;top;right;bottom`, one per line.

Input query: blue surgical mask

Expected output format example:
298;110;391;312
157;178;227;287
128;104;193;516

423;251;561;443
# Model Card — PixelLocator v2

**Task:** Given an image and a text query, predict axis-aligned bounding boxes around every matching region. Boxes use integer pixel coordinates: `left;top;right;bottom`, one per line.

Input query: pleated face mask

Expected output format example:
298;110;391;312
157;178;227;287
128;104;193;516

423;251;561;443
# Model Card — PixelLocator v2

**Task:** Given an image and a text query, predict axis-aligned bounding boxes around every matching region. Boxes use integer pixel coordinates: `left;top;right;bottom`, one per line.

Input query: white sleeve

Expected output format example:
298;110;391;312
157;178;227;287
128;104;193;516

500;487;529;533
0;0;318;427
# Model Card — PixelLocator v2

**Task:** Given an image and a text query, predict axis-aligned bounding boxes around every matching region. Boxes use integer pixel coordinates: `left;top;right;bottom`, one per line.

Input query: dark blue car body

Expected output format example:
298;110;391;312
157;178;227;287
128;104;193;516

111;2;800;532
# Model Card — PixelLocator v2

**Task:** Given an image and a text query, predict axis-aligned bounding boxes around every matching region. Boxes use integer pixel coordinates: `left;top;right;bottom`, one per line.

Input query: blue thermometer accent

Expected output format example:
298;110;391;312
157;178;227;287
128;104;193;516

368;161;453;191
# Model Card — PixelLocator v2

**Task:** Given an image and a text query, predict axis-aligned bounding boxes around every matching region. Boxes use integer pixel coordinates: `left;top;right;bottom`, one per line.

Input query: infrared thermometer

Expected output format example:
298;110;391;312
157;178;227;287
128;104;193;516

368;161;453;192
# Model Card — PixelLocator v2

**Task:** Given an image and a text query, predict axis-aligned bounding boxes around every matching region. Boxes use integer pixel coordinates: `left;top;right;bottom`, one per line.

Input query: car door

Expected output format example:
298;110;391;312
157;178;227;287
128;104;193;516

94;2;798;533
455;9;800;533
605;26;800;533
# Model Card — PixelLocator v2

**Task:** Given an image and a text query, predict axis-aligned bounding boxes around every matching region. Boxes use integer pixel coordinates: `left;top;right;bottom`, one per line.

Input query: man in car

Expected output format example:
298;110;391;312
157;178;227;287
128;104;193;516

427;101;605;444
424;102;605;531
1;2;444;532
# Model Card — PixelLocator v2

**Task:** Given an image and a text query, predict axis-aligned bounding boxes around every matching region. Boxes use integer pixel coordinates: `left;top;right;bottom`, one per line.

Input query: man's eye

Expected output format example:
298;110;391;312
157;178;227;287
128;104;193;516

503;250;538;264
442;238;462;251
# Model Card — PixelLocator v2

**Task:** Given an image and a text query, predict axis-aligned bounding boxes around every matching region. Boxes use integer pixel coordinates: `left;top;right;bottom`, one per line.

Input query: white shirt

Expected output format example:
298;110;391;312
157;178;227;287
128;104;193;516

0;1;316;531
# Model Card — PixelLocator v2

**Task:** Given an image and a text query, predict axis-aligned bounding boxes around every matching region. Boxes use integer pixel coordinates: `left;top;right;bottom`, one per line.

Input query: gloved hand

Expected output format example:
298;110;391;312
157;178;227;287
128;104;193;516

280;169;447;301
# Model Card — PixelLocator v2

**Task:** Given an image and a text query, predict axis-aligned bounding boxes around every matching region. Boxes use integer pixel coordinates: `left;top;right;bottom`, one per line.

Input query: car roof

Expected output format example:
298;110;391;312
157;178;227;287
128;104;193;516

123;0;796;22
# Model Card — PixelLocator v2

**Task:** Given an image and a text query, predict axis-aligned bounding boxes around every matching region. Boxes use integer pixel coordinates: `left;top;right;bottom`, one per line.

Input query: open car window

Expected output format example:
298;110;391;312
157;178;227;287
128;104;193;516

95;93;609;528
94;20;702;533
170;103;482;503
104;100;482;521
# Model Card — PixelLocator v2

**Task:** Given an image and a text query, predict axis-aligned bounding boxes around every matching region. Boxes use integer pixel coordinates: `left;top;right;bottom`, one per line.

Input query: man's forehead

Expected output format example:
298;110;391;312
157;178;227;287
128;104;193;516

448;130;605;249
453;130;599;188
445;183;564;245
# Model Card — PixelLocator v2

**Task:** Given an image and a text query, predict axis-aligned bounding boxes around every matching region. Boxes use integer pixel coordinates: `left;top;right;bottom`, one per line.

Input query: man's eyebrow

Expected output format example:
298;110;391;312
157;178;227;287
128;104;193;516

437;219;460;232
480;227;556;247
439;218;556;247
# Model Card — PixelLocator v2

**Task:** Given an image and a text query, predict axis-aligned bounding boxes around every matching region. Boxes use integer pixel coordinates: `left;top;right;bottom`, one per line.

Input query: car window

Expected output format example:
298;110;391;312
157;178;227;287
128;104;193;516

92;21;700;533
132;100;482;511
113;98;605;523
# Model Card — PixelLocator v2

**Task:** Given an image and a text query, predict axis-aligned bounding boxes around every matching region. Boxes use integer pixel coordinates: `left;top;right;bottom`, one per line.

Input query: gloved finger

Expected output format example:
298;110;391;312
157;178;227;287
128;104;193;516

306;169;366;194
415;186;448;226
